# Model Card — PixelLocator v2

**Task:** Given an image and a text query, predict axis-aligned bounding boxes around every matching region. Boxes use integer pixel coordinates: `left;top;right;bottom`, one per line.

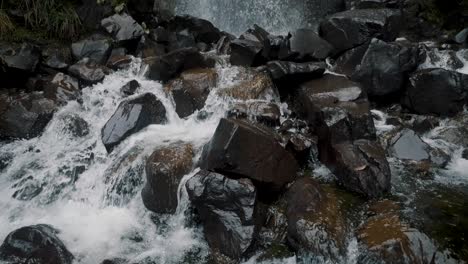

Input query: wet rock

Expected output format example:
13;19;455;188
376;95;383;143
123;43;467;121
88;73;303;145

186;170;259;259
454;28;468;44
61;114;89;138
284;134;319;166
149;26;171;43
412;117;439;135
229;38;264;67
357;0;402;8
332;140;391;198
164;68;217;118
142;143;193;214
41;46;72;70
350;38;419;98
106;55;133;71
135;36;167;58
101;258;127;264
333;42;370;77
286;177;347;260
0;224;74;264
266;61;326;86
296;74;376;145
403;68;468;117
216;35;232;54
289;28;335;60
68;58;108;86
101;13;144;43
166;15;222;44
200;118;297;190
0;152;12;172
228;101;281;126
0;93;56;140
390;129;430;161
76;0;113;29
71;34;112;64
0;43;40;72
43;73;81;105
120;80;140;97
101;93;167;152
144;48;212;83
462;149;468;160
218;70;279;101
319;8;401;53
357;200;457;264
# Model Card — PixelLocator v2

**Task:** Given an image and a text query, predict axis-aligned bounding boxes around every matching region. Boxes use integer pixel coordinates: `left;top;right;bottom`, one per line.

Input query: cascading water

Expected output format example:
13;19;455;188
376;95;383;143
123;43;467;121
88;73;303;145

0;57;242;263
174;0;344;35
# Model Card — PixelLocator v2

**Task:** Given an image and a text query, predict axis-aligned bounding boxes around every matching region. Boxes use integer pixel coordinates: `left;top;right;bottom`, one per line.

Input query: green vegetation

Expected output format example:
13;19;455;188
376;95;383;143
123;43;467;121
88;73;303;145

0;0;81;41
419;0;468;29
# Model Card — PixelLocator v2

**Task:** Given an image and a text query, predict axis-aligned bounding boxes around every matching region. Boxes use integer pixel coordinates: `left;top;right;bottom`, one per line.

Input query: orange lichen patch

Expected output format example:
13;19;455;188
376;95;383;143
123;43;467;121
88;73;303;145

218;71;277;100
164;68;217;93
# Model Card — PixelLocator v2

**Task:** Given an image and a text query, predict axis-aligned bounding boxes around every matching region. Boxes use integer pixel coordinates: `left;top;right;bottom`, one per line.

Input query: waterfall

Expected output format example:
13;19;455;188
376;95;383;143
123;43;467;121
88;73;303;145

174;0;345;35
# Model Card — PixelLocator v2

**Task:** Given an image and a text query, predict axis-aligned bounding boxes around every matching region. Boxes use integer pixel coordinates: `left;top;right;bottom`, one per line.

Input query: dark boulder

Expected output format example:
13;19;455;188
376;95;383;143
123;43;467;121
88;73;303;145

229;38;264;67
0;43;40;88
144;48;213;83
68;58;108;86
142;144;193;214
331;139;391;198
402;68;468;117
357;0;403;8
454;28;468;44
0;93;56;140
164;68;217;118
0;224;73;264
319;8;401;53
106;55;133;71
166;15;222;44
41;46;72;70
101;13;144;43
296;74;376;146
135;36;167;58
186;170;259;259
120;80;140;96
200;118;297;190
289;28;335;60
71;34;112;64
101;93;167;152
0;43;40;72
332;42;370;77
266;61;326;85
286;177;348;260
349;39;419;98
43;73;81;105
76;0;113;29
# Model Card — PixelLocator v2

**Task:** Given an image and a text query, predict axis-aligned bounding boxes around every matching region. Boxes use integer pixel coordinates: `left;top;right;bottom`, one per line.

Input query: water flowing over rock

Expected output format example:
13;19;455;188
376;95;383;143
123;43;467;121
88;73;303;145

43;73;81;105
164;68;218;118
68;58;108;86
319;8;401;53
186;170;259;259
403;68;468;117
228;101;281;126
0;92;56;140
101;93;167;152
0;224;74;264
200;118;298;190
218;70;279;101
142;143;193;214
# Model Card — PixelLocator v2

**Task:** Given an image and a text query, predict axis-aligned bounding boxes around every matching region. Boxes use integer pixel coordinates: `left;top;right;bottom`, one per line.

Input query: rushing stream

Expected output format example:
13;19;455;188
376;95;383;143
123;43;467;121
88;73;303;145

1;43;468;264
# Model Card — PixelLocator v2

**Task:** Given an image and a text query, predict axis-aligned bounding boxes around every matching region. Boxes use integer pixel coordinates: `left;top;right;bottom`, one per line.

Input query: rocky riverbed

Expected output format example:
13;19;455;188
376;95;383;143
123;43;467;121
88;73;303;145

1;0;468;263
